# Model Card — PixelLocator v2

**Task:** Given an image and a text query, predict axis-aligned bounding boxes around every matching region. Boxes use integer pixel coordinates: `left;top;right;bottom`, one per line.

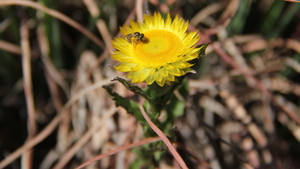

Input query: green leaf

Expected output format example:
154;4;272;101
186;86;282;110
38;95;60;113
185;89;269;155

146;81;182;113
190;43;209;78
102;85;144;123
168;127;177;142
153;151;165;162
103;85;157;136
112;77;150;99
177;78;189;100
197;43;209;58
166;96;185;117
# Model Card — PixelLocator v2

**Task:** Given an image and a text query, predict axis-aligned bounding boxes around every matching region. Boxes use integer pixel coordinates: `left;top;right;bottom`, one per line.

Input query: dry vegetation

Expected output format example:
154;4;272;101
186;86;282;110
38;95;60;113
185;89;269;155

1;0;300;169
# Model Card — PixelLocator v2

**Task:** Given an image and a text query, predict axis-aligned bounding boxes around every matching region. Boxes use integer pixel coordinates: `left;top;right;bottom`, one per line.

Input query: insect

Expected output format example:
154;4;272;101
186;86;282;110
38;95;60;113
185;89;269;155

123;32;146;47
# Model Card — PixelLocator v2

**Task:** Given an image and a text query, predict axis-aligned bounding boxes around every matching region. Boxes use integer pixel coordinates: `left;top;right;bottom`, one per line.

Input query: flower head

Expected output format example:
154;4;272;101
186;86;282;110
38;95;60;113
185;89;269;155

111;13;201;87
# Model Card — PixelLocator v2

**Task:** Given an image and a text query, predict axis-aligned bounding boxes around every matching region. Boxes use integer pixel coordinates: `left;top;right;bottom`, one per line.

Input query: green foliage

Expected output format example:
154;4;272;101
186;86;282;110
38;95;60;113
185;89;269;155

259;0;285;38
197;43;209;58
39;0;63;68
266;3;300;38
112;77;150;100
226;0;252;35
102;85;144;123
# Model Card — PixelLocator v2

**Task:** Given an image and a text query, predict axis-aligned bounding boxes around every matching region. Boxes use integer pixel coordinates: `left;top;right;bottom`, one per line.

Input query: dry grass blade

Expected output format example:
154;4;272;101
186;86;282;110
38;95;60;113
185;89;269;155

53;107;118;169
242;38;300;54
136;0;144;22
0;113;63;169
212;42;272;98
75;137;161;169
37;24;70;98
268;76;300;97
20;21;37;169
190;3;224;26
0;40;21;54
83;0;113;51
219;0;239;27
83;0;100;17
286;57;300;74
273;95;300;125
139;105;188;169
96;20;113;51
0;0;105;49
0;79;113;168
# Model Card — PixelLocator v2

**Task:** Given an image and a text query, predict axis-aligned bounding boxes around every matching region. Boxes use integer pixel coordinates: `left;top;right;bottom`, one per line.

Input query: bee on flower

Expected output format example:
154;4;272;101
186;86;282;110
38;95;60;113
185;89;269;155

123;32;147;47
111;13;202;87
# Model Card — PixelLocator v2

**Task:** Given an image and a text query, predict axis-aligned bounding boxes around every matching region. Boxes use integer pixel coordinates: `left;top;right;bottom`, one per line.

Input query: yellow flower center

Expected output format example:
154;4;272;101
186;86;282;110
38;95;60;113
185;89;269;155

133;29;183;66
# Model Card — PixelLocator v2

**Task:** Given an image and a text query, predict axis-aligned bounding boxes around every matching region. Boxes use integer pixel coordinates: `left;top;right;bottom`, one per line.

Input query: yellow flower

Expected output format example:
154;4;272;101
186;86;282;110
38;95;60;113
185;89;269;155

111;13;201;87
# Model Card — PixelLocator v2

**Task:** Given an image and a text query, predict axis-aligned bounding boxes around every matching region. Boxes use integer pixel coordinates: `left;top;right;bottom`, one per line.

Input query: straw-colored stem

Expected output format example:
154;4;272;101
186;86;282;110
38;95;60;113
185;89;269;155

20;21;37;169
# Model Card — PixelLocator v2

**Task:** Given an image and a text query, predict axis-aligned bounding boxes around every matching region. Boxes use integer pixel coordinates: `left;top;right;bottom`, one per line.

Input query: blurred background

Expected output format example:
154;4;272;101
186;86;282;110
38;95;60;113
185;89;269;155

0;0;300;168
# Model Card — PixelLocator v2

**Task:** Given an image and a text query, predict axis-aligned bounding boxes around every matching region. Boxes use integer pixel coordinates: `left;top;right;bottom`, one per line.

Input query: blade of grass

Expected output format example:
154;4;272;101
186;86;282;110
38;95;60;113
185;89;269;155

269;3;300;38
259;0;285;38
0;40;21;54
